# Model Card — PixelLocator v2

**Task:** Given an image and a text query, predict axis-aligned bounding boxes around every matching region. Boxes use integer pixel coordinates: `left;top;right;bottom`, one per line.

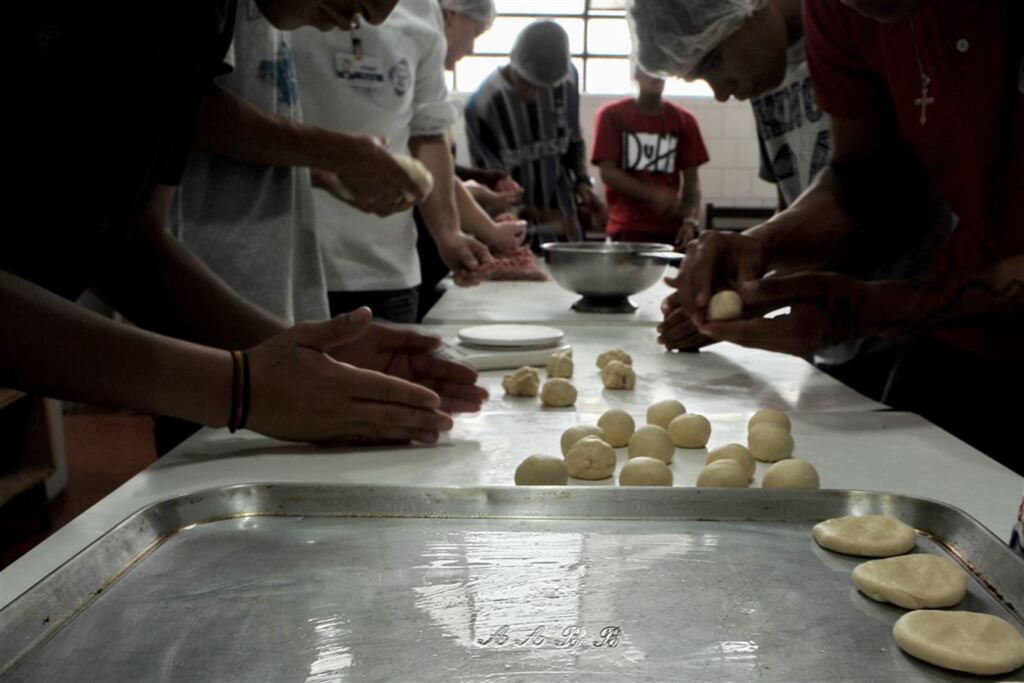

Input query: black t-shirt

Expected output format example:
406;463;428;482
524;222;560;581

7;1;236;300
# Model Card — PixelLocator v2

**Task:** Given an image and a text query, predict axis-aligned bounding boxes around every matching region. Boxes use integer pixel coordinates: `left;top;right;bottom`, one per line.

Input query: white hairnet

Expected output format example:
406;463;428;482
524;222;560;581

510;20;570;87
439;0;496;31
627;0;768;79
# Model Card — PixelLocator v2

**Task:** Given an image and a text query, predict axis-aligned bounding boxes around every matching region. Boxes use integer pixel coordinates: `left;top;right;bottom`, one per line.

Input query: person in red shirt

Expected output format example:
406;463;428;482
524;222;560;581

659;0;1023;469
591;66;709;247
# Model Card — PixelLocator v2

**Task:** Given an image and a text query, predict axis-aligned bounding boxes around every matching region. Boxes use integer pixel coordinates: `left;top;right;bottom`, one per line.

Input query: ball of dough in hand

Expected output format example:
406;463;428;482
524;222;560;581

892;610;1024;676
813;514;916;557
502;366;540;397
706;290;743;321
596;348;632;369
619;457;673;486
696;459;749;488
748;423;794;462
646;399;686;429
706;443;756;480
394;154;435;197
668;413;711;448
852;554;968;609
598;409;635;447
601;360;636;390
748;408;791;432
762;459;819;489
514;455;569;485
560;424;605;456
628;425;675;464
566;436;616;480
541;378;577;407
546;350;573;378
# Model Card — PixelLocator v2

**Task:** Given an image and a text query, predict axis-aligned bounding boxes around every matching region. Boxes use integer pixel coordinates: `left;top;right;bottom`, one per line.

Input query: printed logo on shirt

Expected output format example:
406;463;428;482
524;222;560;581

622;132;678;173
753;77;824;141
390;58;411;97
258;40;299;107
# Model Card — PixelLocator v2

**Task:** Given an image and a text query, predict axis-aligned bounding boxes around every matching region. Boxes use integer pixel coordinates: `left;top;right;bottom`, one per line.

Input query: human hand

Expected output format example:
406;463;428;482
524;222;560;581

316;133;425;216
656;294;716;351
436;231;495;286
666;230;767;326
697;273;872;356
467;180;523;214
481;218;527;255
494;176;523;194
246;308;455;444
674;222;697;250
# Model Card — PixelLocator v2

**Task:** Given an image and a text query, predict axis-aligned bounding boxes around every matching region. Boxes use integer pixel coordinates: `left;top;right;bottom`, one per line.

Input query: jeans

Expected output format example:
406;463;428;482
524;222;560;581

328;288;419;323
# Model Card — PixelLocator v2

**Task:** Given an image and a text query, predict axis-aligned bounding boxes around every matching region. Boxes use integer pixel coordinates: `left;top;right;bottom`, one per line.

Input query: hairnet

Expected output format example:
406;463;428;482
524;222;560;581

627;0;768;79
439;0;496;31
510;20;571;86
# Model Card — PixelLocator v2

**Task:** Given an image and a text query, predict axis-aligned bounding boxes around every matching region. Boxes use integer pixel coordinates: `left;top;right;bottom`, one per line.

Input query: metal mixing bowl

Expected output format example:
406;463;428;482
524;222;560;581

541;242;682;313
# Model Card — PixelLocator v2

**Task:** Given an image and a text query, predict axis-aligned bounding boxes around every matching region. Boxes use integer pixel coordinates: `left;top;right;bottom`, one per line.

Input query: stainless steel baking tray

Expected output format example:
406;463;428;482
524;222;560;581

2;486;1022;682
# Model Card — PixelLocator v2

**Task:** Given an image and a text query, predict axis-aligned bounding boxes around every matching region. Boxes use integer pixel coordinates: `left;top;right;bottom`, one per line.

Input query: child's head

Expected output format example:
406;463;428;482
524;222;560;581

628;0;789;102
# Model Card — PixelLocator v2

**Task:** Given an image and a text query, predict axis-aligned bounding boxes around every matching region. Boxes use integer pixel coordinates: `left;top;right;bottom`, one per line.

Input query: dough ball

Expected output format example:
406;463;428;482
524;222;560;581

514;455;568;486
668;413;711;449
893;610;1024;676
560;424;605;457
706;443;756;480
597;409;635;448
706;290;743;321
540;378;577;407
852;554;968;609
696;460;749;488
762;459;819;489
619;457;673;486
546;350;573;378
628;425;675;464
748;408;791;432
646;399;686;430
601;360;636;390
596;348;632;369
394;154;435;197
565;436;616;480
813;514;917;557
502;366;540;397
748;423;794;462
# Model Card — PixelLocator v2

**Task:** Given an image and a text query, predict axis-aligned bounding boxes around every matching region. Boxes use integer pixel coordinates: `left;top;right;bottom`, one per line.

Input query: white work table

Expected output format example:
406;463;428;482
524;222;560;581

1;280;1020;616
424;277;676;326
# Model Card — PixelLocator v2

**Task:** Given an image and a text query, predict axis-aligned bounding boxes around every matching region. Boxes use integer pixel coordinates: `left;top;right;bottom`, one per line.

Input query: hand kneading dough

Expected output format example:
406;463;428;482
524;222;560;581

514;455;569;485
893;610;1024;676
706;290;743;321
565;436;616;480
596;348;632;369
541;378;577;407
813;514;916;557
502;366;540;396
748;423;794;462
546;350;573;378
560;425;605;456
706;444;756;480
598;409;635;447
852;555;968;609
336;154;434;200
762;459;819;489
601;360;636;389
646;399;686;429
668;413;711;448
628;425;675;463
748;408;791;432
619;457;673;486
696;459;749;488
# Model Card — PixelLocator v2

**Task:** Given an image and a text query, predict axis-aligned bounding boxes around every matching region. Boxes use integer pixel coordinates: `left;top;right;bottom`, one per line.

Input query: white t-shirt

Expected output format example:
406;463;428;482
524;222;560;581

172;3;330;324
751;39;831;208
292;0;456;292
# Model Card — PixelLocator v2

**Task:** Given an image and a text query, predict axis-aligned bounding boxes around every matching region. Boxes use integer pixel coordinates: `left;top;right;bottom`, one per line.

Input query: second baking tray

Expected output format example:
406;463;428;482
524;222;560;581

1;485;1022;682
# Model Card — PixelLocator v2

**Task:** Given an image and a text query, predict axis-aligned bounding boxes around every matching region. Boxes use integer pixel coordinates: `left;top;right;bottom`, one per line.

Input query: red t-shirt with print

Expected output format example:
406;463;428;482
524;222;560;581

591;98;709;239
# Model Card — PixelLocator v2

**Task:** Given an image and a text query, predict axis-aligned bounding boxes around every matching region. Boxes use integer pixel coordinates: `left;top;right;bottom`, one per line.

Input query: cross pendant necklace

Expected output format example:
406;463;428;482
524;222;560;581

910;21;934;126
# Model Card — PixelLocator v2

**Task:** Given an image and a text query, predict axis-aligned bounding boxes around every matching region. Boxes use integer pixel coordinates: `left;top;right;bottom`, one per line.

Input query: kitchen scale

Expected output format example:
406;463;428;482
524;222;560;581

438;325;570;370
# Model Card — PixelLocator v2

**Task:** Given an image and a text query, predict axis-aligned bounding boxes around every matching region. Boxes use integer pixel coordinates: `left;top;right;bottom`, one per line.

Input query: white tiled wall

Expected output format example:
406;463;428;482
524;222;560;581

452;93;778;219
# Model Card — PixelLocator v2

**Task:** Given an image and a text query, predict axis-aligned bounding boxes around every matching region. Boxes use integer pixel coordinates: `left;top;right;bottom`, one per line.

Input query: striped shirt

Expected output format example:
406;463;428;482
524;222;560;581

464;65;583;240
